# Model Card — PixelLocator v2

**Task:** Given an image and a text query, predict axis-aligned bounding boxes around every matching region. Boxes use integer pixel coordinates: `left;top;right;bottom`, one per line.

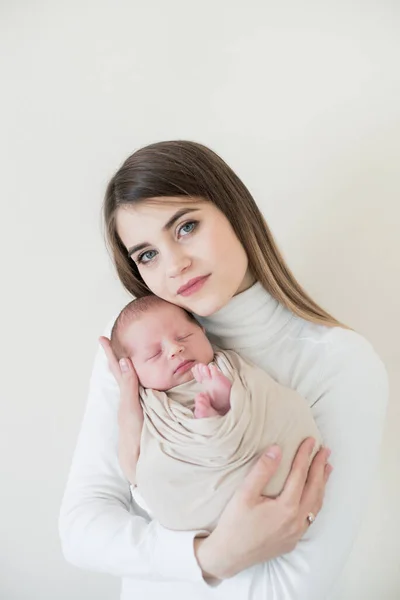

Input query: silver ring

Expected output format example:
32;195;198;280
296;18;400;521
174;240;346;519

307;511;316;525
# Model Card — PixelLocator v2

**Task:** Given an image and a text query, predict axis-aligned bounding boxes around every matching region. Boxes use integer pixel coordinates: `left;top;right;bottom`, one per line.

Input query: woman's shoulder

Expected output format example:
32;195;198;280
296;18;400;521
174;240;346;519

299;320;388;389
296;316;377;355
325;325;381;362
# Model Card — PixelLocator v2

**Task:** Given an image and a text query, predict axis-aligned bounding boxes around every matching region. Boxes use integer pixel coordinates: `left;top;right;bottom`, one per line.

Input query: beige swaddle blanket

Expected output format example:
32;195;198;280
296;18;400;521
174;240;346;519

136;349;322;531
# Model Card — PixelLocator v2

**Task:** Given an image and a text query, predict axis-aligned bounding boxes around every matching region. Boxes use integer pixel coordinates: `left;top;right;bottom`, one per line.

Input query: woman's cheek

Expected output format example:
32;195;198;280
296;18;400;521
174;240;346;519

140;272;161;297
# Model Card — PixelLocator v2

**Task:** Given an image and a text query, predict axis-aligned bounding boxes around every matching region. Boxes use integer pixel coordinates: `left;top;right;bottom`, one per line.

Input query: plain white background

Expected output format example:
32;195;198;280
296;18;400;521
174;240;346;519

1;1;399;598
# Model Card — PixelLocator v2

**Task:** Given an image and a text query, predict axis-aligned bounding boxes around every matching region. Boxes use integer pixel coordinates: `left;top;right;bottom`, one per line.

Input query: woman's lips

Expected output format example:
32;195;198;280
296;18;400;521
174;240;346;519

177;275;210;297
174;360;195;374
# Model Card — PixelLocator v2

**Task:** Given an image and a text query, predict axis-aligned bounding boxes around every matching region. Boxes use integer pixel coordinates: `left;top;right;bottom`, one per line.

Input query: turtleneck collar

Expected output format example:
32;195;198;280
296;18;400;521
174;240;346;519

195;282;294;351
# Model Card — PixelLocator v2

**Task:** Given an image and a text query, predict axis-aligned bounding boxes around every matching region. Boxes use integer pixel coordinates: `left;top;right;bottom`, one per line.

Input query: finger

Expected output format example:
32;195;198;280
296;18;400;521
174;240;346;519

304;446;331;490
194;393;212;418
192;364;202;383
119;357;139;394
99;336;121;384
240;445;282;503
299;447;331;515
209;364;220;376
324;463;334;484
279;438;317;506
201;364;211;379
118;358;141;417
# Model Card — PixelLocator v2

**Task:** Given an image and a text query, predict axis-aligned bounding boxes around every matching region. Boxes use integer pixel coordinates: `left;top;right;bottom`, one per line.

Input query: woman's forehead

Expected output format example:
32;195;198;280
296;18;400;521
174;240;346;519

121;195;202;211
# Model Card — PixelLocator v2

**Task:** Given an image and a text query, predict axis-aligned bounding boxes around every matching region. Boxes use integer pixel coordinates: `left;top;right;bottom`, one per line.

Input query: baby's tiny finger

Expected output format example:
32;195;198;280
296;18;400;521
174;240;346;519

210;364;220;376
192;364;201;382
201;364;211;379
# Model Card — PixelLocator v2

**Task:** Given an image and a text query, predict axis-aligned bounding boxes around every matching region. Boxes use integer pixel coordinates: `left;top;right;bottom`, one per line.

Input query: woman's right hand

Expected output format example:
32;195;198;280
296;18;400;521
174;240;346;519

194;438;333;580
99;336;144;485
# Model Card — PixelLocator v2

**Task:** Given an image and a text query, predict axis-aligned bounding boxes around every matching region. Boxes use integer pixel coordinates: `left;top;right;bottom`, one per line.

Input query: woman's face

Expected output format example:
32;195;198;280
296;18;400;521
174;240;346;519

116;198;254;316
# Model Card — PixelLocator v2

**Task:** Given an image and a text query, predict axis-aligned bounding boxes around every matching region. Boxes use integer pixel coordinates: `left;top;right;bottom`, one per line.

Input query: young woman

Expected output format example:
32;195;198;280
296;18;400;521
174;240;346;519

59;141;388;600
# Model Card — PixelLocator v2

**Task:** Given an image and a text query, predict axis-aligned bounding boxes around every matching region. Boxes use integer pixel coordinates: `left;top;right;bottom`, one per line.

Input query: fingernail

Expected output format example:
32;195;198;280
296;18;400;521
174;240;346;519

119;359;128;372
326;448;332;459
265;445;280;459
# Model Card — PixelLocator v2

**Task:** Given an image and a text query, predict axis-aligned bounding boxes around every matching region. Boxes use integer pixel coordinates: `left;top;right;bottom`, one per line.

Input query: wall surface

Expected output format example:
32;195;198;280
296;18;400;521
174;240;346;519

1;1;399;598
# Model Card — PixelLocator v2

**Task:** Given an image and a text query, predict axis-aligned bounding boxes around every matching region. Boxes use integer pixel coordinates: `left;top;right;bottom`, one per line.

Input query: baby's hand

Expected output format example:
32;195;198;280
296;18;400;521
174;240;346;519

192;363;232;415
194;392;220;419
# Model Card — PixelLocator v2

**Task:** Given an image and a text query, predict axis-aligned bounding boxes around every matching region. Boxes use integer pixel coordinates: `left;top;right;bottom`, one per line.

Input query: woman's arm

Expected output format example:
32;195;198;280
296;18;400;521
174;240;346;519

60;324;379;594
59;316;331;586
238;332;388;600
58;323;207;582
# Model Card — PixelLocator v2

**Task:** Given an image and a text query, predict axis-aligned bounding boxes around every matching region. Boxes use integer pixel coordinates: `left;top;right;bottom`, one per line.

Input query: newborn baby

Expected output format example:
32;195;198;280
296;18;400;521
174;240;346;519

111;295;322;531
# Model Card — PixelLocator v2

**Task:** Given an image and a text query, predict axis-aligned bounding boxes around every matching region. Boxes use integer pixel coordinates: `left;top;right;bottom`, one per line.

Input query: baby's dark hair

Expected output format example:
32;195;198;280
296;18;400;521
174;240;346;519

110;295;199;360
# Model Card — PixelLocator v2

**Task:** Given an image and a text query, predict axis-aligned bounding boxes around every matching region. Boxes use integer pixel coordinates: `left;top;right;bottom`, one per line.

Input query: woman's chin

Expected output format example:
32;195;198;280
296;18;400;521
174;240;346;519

189;297;228;317
170;287;234;317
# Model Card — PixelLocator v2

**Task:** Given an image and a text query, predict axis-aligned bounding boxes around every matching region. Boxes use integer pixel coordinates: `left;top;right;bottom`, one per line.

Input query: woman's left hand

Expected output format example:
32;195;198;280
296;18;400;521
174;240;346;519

99;336;143;485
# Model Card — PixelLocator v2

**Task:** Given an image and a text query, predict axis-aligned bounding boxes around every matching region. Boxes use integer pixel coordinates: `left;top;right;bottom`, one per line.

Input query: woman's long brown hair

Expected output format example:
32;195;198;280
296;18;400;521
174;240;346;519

103;140;345;328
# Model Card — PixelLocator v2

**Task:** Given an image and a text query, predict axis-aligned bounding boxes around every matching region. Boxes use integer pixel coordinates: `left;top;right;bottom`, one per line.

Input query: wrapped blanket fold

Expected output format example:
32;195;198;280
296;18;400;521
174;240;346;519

136;349;322;531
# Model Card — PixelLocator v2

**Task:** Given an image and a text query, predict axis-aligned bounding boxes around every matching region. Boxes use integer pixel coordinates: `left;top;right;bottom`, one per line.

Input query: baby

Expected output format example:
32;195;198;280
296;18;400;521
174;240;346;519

110;295;322;532
112;295;235;419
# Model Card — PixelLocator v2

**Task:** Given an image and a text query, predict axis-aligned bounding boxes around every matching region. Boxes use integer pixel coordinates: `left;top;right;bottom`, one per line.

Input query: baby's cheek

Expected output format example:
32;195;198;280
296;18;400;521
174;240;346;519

133;363;146;387
135;364;157;388
199;338;214;363
141;365;172;392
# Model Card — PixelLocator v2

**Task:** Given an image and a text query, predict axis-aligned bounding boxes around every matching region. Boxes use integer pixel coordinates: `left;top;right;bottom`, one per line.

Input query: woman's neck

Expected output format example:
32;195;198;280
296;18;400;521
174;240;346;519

234;269;256;296
195;281;294;350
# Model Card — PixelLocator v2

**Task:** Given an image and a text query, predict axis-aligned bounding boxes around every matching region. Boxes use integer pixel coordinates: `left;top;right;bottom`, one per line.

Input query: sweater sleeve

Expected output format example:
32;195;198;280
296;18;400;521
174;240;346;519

259;332;389;600
58;320;208;583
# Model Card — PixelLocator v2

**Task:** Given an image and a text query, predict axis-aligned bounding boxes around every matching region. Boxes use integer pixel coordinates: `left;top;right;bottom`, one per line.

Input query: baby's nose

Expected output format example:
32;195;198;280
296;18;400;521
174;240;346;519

168;344;184;359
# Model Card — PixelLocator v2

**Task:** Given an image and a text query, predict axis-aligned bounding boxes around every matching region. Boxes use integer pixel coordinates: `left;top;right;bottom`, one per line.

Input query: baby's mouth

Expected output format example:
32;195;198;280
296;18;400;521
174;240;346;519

174;360;195;375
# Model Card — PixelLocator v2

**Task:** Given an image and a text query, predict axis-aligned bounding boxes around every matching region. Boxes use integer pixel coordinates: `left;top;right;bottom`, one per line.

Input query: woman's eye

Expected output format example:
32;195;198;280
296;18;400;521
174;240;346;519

137;249;157;264
136;221;198;264
178;221;198;237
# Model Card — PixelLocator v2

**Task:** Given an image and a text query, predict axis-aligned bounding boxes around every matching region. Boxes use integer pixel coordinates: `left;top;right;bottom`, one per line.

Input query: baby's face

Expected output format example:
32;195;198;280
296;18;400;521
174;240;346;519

120;302;214;391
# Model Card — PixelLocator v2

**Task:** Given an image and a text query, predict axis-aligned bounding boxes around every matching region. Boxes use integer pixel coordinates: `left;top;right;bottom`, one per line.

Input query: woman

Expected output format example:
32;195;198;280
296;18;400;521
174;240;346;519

59;141;388;599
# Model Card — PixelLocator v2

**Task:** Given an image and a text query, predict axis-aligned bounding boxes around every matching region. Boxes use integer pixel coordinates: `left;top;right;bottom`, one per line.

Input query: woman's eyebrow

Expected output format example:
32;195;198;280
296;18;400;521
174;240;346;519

127;208;200;256
162;207;200;232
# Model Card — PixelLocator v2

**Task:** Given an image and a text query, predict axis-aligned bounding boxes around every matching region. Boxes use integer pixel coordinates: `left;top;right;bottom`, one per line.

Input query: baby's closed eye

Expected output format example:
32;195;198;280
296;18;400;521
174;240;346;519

146;350;162;361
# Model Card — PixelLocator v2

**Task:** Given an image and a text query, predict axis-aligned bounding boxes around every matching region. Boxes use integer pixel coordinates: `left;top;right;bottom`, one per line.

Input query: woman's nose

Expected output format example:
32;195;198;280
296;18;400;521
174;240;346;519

166;250;191;278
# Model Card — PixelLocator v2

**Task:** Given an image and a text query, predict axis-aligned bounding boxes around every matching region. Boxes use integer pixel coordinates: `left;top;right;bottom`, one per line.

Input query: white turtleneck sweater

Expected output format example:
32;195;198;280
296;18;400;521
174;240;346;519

59;283;388;600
